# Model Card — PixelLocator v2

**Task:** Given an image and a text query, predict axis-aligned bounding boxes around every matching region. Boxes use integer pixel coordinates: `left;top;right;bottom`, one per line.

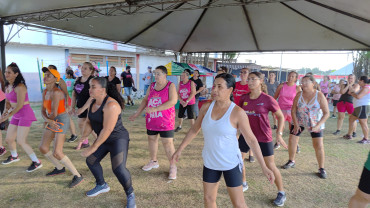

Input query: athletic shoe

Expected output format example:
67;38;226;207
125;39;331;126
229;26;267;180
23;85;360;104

358;138;370;144
330;114;336;118
332;130;340;135
282;160;295;169
168;165;177;180
296;145;301;153
126;192;136;208
273;192;287;207
68;135;78;143
2;155;20;165
26;161;43;172
126;103;131;106
131;101;135;106
0;146;6;156
248;156;255;163
174;126;182;132
318;168;327;179
86;183;110;197
142;160;159;171
81;143;90;149
272;125;277;130
352;132;357;138
274;143;280;150
46;167;66;176
343;134;353;140
69;175;84;188
242;182;249;192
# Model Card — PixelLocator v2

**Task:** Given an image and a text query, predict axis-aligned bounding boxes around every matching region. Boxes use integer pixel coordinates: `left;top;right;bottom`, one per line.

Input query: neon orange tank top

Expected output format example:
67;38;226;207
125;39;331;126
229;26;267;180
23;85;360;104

43;89;66;115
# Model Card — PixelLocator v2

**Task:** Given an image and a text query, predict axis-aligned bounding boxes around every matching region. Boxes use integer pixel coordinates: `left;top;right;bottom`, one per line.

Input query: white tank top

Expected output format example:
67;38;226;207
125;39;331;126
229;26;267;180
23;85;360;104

353;85;370;108
201;101;243;171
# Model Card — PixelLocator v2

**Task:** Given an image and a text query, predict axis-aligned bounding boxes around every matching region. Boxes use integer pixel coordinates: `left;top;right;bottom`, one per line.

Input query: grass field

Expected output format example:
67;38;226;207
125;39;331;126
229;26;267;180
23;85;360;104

0;102;369;208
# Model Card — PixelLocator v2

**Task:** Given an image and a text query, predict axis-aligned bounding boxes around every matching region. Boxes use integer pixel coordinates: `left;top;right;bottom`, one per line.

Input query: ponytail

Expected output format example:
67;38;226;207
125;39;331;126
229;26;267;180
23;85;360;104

92;77;125;110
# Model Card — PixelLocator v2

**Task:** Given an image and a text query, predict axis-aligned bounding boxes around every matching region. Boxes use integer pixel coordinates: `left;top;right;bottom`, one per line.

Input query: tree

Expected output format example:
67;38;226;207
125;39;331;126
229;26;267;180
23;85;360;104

353;51;370;77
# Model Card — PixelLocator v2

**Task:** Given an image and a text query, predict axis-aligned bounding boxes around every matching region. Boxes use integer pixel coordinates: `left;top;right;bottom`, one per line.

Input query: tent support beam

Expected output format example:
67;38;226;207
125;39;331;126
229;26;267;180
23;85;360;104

124;2;185;44
241;4;259;50
179;0;212;52
281;3;370;48
0;20;6;74
305;0;370;23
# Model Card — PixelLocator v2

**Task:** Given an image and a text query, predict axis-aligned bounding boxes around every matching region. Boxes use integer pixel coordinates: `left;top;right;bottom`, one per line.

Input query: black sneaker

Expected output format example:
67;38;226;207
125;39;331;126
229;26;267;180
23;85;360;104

248;156;255;163
282;160;295;169
274;142;280;150
69;175;84;188
343;134;353;140
330;114;336;118
131;101;135;106
174;126;182;132
352;132;357;138
318;168;327;179
26;161;43;172
68;135;78;143
296;144;300;153
332;130;340;135
273;192;287;207
2;155;20;165
81;143;90;149
46;167;66;176
272;125;277;130
0;147;6;156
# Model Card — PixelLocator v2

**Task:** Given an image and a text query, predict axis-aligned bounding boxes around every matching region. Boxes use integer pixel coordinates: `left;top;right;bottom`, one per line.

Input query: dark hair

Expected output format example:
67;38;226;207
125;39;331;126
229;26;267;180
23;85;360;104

219;66;228;73
110;66;117;75
92;77;124;109
155;65;168;75
126;65;131;70
5;62;27;89
215;73;235;101
66;69;75;79
302;75;316;83
288;71;299;83
359;76;369;84
269;71;276;75
306;72;313;76
183;68;192;75
249;72;267;93
193;70;199;75
48;65;57;70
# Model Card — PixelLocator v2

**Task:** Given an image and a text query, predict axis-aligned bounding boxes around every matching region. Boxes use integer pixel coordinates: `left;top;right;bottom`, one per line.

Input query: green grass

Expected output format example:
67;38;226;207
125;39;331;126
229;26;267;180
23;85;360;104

0;102;368;208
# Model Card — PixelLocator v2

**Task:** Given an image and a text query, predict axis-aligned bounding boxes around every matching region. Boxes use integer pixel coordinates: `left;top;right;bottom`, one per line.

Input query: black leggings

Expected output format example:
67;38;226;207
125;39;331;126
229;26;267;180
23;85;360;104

86;138;133;196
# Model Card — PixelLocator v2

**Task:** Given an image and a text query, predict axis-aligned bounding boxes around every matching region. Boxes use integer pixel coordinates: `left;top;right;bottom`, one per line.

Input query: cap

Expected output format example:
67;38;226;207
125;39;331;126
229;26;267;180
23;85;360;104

42;67;60;82
148;66;152;69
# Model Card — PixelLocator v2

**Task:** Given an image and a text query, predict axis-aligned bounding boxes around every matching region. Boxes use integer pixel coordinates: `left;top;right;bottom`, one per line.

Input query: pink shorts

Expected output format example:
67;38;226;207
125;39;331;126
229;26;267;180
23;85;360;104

281;110;292;123
9;104;37;127
10;117;34;127
337;101;354;114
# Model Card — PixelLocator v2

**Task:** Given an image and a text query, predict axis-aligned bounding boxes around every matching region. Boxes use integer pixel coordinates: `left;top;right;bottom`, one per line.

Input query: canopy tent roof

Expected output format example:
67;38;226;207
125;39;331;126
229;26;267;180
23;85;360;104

330;62;354;75
165;61;215;75
0;0;369;52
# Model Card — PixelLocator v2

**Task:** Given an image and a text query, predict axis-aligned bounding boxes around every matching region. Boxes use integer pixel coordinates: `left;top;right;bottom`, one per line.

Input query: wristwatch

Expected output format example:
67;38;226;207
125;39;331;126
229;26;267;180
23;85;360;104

278;132;283;135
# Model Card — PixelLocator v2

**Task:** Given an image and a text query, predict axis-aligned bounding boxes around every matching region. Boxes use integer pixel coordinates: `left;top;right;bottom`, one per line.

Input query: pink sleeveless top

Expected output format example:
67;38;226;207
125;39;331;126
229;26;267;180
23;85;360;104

5;89;30;103
320;81;329;94
179;80;195;105
0;90;5;102
278;83;297;110
146;81;175;131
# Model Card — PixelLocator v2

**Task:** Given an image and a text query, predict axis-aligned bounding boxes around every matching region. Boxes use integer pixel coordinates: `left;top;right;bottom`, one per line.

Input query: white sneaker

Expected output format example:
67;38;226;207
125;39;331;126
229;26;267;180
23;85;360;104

142;160;159;171
242;183;249;192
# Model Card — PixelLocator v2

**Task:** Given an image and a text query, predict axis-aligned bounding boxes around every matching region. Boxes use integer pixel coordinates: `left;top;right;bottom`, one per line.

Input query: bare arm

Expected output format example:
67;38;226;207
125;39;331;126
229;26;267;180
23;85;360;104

49;90;64;120
116;84;121;94
8;85;27;117
186;81;197;102
274;109;287;149
291;92;301;128
340;84;350;94
312;92;329;132
152;83;178;112
273;83;283;99
350;86;369;100
129;87;150;120
77;97;94;115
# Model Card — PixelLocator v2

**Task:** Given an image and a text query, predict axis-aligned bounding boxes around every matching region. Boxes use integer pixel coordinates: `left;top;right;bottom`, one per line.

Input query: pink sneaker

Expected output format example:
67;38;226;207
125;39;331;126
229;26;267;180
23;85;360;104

0;146;6;156
168;165;177;180
142;160;159;171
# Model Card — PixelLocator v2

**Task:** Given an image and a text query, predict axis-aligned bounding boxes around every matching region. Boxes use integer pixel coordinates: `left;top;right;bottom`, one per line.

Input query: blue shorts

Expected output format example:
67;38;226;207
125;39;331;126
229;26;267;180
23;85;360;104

124;87;132;96
203;165;242;187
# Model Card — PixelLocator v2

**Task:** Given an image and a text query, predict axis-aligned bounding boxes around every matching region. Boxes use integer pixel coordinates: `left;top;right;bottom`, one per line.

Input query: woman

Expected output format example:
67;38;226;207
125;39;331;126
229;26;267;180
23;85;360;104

319;76;330;97
333;74;360;136
238;72;287;206
71;62;95;149
274;71;301;150
344;76;370;143
80;77;135;207
175;69;196;133
282;75;329;179
330;80;342;118
0;63;42;172
172;73;275;208
233;68;254;164
130;66;178;179
63;69;78;143
39;67;83;187
0;68;6;156
266;72;280;130
348;151;370;208
106;66;121;93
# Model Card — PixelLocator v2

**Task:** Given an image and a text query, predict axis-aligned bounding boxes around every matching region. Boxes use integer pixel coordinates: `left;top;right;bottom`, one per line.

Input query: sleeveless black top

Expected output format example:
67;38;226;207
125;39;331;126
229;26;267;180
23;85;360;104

88;96;128;141
338;84;354;103
74;76;93;108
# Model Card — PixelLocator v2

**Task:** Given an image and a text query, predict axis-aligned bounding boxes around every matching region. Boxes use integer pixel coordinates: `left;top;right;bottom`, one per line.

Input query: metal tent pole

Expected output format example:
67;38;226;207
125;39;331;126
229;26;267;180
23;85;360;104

0;20;5;74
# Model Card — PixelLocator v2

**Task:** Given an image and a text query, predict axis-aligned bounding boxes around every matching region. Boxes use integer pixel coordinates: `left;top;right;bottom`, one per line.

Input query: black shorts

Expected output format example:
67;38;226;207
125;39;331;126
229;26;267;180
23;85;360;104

203;165;242;187
178;104;195;119
238;135;274;157
352;105;370;119
290;124;323;138
333;100;339;107
147;129;174;138
358;167;370;194
78;109;88;118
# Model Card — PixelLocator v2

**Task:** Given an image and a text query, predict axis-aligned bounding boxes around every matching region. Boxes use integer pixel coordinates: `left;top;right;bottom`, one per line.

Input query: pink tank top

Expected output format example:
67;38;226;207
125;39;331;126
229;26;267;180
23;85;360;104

0;90;5;102
5;89;30;103
179;80;195;105
278;83;297;110
320;81;329;94
146;81;175;131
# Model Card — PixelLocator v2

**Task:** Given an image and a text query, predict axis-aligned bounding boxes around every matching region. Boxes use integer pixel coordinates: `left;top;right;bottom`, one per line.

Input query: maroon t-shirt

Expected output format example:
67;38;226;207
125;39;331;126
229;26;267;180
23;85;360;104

239;92;279;143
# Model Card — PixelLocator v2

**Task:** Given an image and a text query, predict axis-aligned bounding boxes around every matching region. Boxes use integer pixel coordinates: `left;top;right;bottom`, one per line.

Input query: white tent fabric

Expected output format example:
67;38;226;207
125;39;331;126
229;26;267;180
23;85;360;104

330;63;354;75
0;0;369;52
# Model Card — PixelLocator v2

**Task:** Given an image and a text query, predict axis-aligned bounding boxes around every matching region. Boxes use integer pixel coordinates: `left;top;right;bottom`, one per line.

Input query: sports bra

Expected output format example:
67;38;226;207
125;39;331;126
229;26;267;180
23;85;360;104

43;89;66;115
5;89;30;103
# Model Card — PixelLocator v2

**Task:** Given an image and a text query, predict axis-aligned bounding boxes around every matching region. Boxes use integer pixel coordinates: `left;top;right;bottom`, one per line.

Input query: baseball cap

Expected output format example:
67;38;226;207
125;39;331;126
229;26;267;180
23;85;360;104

42;67;60;82
148;66;152;69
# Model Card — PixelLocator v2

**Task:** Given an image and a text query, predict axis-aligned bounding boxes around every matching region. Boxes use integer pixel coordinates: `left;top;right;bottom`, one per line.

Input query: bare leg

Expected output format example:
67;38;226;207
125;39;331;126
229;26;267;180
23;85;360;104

288;134;299;161
333;106;337;116
358;119;369;139
312;137;325;169
347;115;357;135
148;135;159;161
69;117;76;136
203;182;220;208
189;119;195;126
227;186;248;208
337;112;345;131
161;137;175;162
5;124;18;151
177;118;184;128
15;126;33;155
264;155;284;191
241;152;247;183
349;188;370;208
